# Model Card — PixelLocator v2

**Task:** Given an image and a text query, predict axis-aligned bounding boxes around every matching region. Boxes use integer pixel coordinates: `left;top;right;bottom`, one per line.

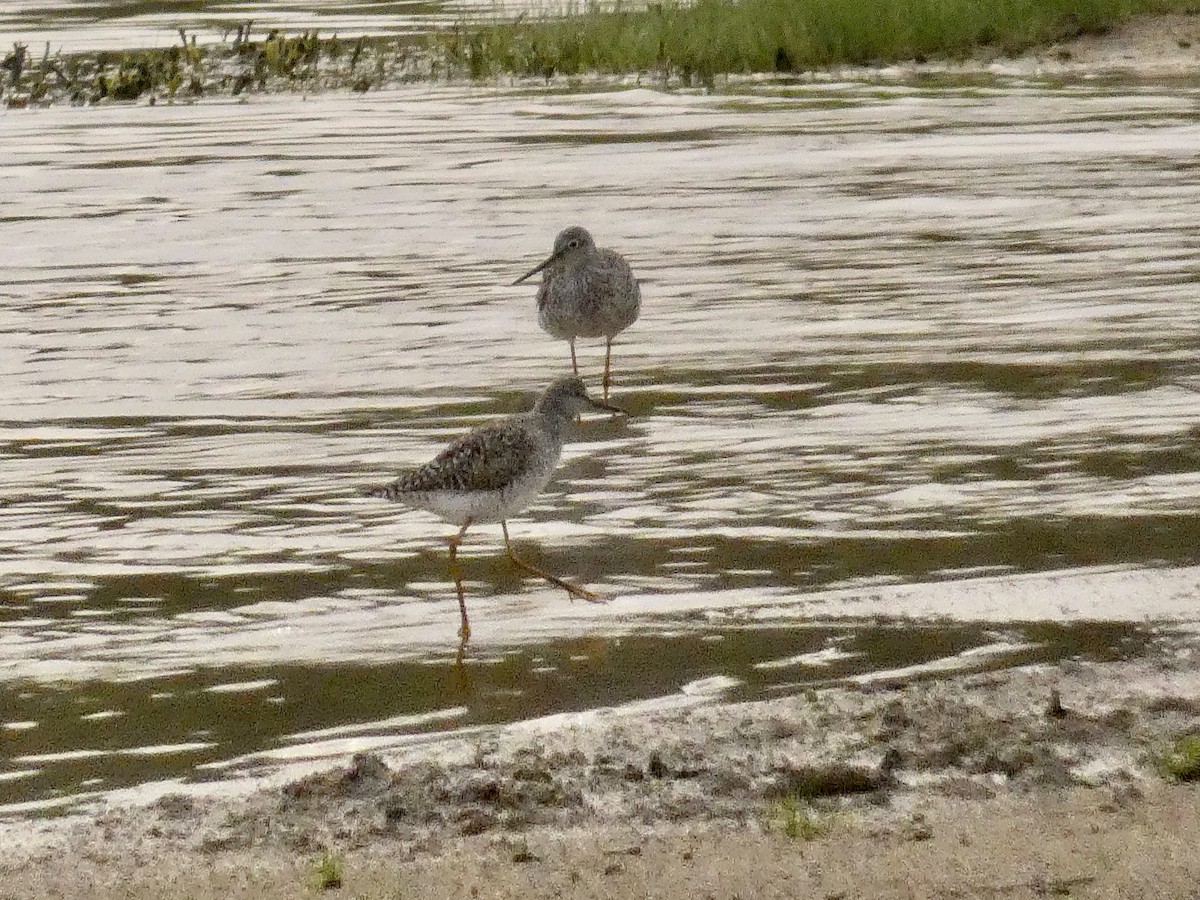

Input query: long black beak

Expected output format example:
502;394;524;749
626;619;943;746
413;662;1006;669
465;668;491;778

513;249;561;285
586;396;626;416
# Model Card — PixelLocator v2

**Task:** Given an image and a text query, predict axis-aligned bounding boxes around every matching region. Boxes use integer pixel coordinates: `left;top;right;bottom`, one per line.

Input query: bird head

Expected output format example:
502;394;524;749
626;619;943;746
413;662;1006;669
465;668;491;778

513;226;596;285
534;374;624;421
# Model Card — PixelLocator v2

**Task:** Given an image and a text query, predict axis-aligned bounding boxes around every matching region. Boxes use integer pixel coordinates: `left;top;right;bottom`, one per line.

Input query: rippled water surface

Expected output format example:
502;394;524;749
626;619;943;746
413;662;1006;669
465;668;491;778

1;0;480;52
2;80;1200;813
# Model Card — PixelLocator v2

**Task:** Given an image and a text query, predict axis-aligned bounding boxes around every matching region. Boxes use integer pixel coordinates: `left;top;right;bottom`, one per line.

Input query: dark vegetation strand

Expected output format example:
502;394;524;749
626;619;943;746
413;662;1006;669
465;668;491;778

1;31;408;106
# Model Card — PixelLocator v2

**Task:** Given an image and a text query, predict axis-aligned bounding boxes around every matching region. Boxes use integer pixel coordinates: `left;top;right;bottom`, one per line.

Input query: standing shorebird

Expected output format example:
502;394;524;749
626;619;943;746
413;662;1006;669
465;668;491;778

514;226;641;401
367;375;622;640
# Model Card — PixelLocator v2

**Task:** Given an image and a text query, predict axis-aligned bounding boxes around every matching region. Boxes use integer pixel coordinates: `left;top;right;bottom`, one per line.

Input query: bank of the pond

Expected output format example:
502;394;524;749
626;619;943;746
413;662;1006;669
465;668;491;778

440;0;1198;79
3;4;1200;107
5;631;1200;899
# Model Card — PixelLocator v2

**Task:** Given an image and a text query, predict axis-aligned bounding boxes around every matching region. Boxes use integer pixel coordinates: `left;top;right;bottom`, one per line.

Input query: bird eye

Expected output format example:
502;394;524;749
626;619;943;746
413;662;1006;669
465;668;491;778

567;239;579;249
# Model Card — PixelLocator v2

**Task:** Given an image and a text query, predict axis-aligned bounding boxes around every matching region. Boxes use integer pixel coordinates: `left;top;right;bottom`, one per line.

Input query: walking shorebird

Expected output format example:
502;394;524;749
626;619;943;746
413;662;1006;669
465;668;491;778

367;375;622;640
514;226;641;401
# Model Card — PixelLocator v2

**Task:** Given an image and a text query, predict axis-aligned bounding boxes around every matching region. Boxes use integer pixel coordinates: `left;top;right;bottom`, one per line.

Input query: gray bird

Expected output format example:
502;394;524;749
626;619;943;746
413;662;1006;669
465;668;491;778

514;226;641;401
367;375;622;640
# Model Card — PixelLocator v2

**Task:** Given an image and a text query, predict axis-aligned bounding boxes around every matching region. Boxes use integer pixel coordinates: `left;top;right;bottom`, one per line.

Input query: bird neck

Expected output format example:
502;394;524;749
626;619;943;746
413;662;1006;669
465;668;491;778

553;253;589;279
531;403;574;439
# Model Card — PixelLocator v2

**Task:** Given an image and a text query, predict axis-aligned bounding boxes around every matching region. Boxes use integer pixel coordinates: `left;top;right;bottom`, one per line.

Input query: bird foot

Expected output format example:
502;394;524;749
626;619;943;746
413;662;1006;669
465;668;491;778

565;584;608;604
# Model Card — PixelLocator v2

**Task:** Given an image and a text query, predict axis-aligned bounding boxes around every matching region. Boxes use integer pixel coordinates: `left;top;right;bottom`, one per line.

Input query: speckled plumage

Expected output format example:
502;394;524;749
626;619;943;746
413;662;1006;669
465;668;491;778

515;226;641;399
366;376;621;640
536;245;640;342
373;419;550;504
369;376;593;524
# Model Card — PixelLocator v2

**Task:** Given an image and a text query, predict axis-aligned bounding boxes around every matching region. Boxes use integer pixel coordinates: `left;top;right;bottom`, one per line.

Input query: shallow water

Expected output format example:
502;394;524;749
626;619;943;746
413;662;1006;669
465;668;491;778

1;0;476;53
1;80;1200;813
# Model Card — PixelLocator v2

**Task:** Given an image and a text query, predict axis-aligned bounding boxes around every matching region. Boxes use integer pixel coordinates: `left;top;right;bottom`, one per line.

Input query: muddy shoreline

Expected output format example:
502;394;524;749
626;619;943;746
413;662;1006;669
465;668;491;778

4;11;1200;108
5;626;1200;898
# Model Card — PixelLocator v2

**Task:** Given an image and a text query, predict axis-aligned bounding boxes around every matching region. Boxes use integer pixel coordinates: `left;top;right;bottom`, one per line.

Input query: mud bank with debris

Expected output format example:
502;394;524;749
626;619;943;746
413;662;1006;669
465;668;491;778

4;627;1200;899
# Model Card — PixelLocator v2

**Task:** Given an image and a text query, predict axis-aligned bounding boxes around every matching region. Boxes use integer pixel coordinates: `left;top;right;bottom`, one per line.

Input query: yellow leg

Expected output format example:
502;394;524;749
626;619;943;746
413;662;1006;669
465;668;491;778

502;521;604;603
448;519;473;640
602;337;613;401
569;339;579;376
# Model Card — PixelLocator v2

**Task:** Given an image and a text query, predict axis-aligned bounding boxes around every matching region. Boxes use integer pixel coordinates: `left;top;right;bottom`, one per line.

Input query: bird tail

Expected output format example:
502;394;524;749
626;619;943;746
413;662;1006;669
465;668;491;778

364;479;405;501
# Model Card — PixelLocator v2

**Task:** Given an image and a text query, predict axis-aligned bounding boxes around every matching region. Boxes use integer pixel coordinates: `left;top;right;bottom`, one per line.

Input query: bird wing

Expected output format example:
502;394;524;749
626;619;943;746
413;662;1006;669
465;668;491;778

380;419;541;496
598;250;639;295
537;253;639;318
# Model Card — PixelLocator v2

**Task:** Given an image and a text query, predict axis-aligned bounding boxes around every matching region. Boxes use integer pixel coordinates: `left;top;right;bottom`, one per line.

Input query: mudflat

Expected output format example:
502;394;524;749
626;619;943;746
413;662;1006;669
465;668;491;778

6;633;1200;899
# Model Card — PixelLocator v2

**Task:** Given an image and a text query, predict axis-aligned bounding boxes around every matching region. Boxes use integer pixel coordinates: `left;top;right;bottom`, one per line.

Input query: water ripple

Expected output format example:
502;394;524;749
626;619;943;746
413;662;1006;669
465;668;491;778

0;81;1197;810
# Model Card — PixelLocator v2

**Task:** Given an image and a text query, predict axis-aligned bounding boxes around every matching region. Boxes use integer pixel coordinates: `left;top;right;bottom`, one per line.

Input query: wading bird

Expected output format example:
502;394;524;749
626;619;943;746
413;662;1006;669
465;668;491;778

367;375;622;640
514;226;641;401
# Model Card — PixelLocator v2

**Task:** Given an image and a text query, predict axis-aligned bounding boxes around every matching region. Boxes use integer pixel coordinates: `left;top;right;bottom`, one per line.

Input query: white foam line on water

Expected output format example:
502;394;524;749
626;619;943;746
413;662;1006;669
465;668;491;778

847;641;1041;685
122;742;216;757
754;647;863;670
0;792;104;817
505;673;748;736
12;742;216;765
796;565;1200;625
634;566;1191;624
10;749;110;764
202;678;279;694
0;770;40;784
281;706;470;743
680;675;742;695
201;722;494;773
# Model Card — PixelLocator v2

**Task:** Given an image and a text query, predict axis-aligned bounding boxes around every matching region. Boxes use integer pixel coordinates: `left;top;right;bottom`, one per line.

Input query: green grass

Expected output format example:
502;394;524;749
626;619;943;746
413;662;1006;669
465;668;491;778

435;0;1198;80
766;795;830;841
2;0;1196;105
1156;733;1200;782
309;850;345;892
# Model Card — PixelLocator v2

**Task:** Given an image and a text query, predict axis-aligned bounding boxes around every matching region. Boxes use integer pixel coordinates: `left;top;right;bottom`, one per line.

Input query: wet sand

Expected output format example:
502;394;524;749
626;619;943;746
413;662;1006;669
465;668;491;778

6;629;1200;898
13;787;1200;899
